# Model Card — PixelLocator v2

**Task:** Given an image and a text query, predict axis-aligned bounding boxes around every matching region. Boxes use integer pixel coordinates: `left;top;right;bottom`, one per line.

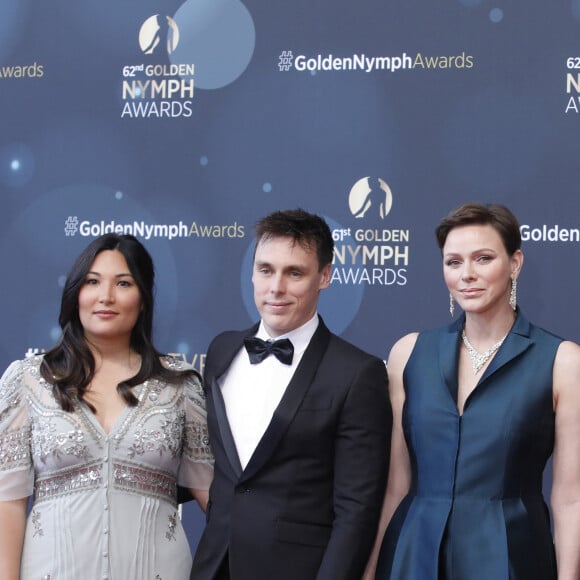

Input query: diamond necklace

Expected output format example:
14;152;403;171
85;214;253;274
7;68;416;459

461;329;507;374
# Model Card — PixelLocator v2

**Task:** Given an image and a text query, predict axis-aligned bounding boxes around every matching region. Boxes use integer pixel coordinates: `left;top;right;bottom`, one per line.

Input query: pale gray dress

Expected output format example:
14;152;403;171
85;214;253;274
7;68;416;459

0;355;214;580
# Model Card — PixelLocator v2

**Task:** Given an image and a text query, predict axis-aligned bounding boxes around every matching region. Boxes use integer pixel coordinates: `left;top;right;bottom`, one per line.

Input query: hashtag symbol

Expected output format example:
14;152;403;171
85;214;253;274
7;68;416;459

64;216;79;236
278;50;294;71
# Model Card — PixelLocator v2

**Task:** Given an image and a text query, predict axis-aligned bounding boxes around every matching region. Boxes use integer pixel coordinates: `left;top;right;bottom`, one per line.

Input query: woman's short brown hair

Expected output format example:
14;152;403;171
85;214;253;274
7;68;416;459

435;202;521;256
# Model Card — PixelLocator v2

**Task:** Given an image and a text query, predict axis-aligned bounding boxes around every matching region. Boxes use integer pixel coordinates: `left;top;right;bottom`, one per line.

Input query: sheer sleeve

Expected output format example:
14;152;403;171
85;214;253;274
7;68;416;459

177;373;214;490
0;359;34;501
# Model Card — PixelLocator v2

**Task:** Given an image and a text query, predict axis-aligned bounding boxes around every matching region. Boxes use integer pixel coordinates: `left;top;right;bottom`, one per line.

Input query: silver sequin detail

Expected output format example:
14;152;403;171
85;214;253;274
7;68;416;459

30;415;89;463
184;415;212;462
166;511;177;541
113;462;176;505
35;463;103;502
128;412;184;460
0;424;30;469
31;508;44;537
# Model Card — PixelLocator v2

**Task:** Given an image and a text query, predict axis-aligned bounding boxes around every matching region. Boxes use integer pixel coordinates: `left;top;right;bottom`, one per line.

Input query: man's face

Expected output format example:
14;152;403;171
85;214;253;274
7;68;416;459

252;236;331;337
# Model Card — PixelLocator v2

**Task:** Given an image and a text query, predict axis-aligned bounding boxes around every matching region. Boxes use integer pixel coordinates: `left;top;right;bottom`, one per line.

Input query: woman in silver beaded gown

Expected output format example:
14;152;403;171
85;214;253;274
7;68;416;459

0;234;213;580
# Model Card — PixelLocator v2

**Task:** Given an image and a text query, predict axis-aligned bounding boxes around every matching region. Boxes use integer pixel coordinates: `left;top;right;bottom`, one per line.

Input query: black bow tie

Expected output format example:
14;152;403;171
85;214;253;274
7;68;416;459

244;336;294;365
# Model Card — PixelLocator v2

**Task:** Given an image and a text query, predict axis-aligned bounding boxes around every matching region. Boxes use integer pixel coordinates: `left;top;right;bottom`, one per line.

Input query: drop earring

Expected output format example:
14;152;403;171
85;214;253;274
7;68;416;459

509;278;517;310
449;293;455;317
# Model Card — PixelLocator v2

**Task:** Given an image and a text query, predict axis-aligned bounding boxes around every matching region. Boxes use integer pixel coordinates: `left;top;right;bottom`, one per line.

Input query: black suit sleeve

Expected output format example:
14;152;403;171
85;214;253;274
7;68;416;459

317;355;391;580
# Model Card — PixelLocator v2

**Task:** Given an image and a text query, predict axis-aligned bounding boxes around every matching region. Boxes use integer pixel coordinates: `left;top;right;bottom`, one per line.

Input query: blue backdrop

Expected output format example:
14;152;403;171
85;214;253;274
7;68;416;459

1;0;579;552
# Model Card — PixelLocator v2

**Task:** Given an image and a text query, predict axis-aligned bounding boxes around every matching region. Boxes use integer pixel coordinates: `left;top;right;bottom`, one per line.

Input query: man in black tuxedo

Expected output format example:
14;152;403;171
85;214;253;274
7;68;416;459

191;209;391;580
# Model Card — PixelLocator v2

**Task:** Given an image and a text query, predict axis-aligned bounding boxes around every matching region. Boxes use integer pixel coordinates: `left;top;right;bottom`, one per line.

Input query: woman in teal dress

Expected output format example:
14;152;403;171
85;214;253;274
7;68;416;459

363;203;580;579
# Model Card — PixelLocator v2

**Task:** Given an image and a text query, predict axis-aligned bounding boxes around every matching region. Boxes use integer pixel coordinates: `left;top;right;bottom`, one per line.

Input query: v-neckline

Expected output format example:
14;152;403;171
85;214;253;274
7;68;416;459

81;381;149;436
84;401;131;437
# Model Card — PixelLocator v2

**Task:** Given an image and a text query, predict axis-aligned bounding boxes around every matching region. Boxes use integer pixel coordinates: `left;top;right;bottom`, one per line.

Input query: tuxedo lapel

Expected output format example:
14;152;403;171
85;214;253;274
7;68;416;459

210;323;260;380
210;377;243;478
206;323;259;479
240;320;332;483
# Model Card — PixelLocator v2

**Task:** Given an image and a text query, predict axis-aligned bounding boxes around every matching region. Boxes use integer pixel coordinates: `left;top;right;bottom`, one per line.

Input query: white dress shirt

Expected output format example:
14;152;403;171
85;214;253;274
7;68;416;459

220;314;319;469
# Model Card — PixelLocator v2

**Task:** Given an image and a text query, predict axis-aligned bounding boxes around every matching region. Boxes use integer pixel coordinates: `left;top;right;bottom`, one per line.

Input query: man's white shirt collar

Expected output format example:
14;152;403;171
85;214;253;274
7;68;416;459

255;313;319;359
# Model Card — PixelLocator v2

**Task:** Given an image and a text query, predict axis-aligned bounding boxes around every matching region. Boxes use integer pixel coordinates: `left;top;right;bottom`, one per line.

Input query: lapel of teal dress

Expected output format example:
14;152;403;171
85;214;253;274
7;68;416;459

478;309;533;385
438;309;534;412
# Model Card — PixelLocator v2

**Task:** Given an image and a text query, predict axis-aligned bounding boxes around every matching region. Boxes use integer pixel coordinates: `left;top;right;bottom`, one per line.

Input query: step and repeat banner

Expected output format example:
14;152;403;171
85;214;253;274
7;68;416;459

1;0;579;551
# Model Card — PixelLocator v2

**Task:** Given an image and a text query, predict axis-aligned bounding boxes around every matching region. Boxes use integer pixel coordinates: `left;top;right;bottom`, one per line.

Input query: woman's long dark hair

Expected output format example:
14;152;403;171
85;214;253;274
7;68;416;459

41;234;195;412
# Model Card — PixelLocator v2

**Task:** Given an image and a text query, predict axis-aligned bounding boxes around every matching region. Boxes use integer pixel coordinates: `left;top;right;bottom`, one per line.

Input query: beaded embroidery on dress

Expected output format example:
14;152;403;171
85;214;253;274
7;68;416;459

0;355;213;580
